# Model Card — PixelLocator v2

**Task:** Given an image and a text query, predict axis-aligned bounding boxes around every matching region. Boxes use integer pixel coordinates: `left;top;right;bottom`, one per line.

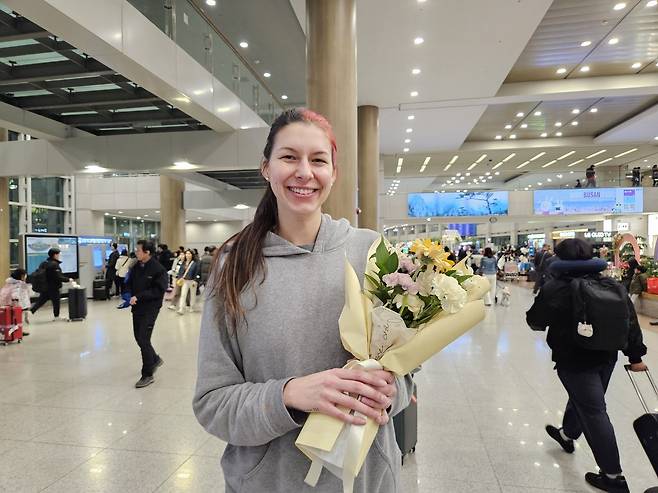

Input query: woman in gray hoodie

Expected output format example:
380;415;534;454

193;108;414;493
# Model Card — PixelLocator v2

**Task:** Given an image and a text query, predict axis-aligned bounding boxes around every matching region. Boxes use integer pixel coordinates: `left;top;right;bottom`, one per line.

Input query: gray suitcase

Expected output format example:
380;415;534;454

393;381;417;465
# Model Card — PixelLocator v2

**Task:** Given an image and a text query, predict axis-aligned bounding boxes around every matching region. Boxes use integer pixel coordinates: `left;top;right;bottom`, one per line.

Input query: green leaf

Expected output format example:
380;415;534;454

384;251;399;274
364;273;381;290
375;238;392;274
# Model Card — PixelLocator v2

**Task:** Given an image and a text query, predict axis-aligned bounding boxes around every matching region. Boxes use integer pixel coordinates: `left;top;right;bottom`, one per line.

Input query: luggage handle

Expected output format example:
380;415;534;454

624;364;658;414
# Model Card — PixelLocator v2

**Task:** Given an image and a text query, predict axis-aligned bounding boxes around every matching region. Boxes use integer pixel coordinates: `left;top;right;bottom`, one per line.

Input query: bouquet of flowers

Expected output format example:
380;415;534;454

296;237;489;493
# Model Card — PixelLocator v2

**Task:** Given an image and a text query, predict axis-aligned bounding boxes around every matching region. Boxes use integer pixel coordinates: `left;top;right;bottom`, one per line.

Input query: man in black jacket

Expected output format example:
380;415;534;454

527;239;646;493
105;242;120;299
30;248;72;320
126;240;168;388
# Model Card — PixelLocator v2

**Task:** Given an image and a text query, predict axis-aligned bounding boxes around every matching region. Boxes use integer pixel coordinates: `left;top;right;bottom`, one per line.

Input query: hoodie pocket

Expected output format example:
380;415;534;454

239;443;272;488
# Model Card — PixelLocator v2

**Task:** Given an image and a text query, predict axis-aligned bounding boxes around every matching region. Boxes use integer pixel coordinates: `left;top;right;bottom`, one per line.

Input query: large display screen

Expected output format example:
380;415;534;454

534;188;643;216
408;192;509;217
24;235;79;276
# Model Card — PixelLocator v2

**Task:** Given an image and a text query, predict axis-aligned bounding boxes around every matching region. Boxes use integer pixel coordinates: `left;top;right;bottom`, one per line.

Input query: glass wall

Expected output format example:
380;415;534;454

126;0;281;124
7;175;74;269
103;216;160;250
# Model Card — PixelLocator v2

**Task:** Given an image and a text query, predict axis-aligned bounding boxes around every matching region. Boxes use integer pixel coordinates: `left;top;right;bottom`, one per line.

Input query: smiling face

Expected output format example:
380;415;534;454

185;250;193;262
262;122;336;222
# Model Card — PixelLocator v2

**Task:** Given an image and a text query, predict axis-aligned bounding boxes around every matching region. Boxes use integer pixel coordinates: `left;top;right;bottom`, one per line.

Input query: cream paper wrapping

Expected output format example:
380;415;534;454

295;245;487;492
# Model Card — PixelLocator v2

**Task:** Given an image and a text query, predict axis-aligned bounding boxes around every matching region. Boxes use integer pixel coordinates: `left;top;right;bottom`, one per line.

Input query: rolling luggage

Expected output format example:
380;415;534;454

625;364;658;476
0;305;23;345
68;287;87;321
393;380;418;465
92;279;106;300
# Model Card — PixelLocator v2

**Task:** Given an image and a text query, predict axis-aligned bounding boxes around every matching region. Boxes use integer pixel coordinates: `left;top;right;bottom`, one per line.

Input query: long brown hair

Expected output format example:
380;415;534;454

207;108;337;332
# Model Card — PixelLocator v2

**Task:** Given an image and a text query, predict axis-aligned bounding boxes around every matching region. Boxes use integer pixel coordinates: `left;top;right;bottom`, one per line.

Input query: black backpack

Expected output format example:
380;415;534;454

28;261;48;293
571;275;629;351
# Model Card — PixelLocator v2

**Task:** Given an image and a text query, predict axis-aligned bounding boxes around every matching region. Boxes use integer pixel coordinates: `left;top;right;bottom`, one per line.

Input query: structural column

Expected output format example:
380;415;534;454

0;128;8;281
357;105;379;230
159;175;186;249
306;0;357;224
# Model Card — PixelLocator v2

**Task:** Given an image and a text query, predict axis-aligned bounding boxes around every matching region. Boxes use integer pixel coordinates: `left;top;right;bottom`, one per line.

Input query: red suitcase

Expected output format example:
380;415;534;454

0;305;22;345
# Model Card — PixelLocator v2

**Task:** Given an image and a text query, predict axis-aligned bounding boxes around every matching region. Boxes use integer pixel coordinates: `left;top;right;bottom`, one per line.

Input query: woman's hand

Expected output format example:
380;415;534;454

359;370;397;414
283;368;393;426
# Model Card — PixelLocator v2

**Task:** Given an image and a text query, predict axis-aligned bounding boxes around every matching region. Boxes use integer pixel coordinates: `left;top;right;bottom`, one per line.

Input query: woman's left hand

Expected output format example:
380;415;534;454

359;370;397;417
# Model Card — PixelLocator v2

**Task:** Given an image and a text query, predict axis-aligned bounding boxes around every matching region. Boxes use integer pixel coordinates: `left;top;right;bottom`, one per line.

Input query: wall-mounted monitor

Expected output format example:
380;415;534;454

23;234;79;277
408;192;509;217
533;188;643;216
446;223;478;236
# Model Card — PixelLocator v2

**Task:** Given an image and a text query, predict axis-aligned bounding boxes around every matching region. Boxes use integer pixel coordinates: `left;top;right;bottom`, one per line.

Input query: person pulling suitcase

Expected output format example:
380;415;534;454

526;238;647;493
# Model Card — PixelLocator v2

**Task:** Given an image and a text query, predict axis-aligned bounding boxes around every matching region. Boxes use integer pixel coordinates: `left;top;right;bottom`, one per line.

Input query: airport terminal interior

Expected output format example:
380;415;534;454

3;0;658;492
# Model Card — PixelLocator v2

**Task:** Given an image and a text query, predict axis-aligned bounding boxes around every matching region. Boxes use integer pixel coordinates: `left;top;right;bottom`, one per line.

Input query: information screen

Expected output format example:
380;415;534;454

533;188;643;216
25;235;79;276
408;192;509;217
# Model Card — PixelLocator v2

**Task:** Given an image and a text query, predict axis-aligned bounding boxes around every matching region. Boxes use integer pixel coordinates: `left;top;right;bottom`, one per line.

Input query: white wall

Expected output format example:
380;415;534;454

76;210;105;235
76;175;161;211
185;221;244;252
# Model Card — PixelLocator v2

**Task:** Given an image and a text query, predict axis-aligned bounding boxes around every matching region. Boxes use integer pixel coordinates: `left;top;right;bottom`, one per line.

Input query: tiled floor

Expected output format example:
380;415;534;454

4;284;658;492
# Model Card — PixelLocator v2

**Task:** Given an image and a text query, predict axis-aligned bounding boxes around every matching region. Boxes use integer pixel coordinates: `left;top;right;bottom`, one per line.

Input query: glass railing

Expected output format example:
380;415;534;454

127;0;281;125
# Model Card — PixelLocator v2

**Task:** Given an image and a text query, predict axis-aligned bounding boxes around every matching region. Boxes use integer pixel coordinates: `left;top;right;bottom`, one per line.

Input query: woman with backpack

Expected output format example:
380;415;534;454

526;238;647;493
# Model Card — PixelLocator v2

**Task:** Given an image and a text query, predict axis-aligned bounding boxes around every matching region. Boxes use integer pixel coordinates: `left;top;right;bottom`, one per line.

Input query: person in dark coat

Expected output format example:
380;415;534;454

30;248;72;320
526;239;647;493
157;244;174;271
652;165;658;187
105;242;120;299
126;240;168;388
585;165;597;188
575;179;582;188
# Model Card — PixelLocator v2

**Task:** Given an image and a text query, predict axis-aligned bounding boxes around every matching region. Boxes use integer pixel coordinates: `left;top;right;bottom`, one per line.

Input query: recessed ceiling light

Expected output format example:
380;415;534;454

593;157;613;166
155;210;160;213
586;149;607;159
542;160;557;168
556;132;563;137
555;122;562;127
516;160;530;169
572;108;580;114
608;37;619;45
556;67;567;74
408;115;415;120
281;95;288;100
423;156;431;165
590;107;598;113
530;151;546;161
580;40;592;47
449;155;459;164
510;134;517;139
143;214;149;217
613;2;626;10
404;138;411;143
495;171;500;175
118;211;123;214
495;135;502;140
503;153;516;162
410;91;419;97
173;161;195;169
580;66;590;72
403;148;410;152
263;72;271;78
476;154;487;163
558;150;576;160
521;123;528;129
614;148;638;157
234;204;249;210
516;112;524;118
413;37;424;45
406;128;413;133
412;68;421;75
654;136;658;140
239;41;248;48
571;121;579;126
104;212;109;216
504;124;512;130
206;0;216;5
540;132;548;137
632;62;642;69
648;0;658;6
534;111;542;116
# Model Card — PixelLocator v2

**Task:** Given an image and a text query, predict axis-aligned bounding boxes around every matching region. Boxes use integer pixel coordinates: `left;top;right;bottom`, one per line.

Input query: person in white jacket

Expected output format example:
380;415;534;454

0;268;32;335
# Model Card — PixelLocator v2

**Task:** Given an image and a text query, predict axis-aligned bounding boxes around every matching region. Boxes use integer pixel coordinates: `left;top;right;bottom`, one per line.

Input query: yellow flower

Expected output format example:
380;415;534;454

410;238;454;271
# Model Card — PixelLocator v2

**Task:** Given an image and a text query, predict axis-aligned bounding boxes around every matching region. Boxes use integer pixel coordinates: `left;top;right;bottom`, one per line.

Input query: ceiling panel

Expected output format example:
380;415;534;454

507;0;658;82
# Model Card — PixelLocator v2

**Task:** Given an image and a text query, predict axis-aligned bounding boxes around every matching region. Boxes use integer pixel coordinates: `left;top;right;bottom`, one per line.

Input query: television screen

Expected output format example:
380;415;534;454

533;188;643;216
25;235;79;276
408;192;509;217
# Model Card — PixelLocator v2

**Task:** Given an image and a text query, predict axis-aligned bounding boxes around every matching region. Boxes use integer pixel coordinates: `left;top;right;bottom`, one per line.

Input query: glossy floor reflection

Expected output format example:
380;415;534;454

3;284;658;492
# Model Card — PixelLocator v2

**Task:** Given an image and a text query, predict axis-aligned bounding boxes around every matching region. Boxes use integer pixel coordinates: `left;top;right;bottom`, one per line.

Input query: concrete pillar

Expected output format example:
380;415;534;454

306;0;357;224
0;128;8;280
159;175;186;249
510;223;518;248
357;105;379;231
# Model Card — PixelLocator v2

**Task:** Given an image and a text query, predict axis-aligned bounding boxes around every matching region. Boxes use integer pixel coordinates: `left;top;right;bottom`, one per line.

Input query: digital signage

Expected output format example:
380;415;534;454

533;188;643;216
24;234;79;276
408;192;509;217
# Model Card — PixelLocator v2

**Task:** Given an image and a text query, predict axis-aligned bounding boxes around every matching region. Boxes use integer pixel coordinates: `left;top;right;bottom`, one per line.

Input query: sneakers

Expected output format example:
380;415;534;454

545;425;574;453
584;471;629;493
135;375;154;388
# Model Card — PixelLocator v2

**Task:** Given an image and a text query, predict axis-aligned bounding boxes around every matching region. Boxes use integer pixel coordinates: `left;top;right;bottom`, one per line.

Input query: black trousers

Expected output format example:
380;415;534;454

557;361;622;474
30;288;61;317
114;276;123;295
132;309;160;378
105;271;116;299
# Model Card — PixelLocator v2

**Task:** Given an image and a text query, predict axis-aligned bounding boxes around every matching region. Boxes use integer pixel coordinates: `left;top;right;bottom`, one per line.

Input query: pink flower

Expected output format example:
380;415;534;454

382;272;419;295
399;257;417;274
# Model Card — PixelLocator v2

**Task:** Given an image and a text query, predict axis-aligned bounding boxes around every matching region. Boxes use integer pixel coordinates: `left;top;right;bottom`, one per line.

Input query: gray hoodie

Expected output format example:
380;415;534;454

193;214;413;493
